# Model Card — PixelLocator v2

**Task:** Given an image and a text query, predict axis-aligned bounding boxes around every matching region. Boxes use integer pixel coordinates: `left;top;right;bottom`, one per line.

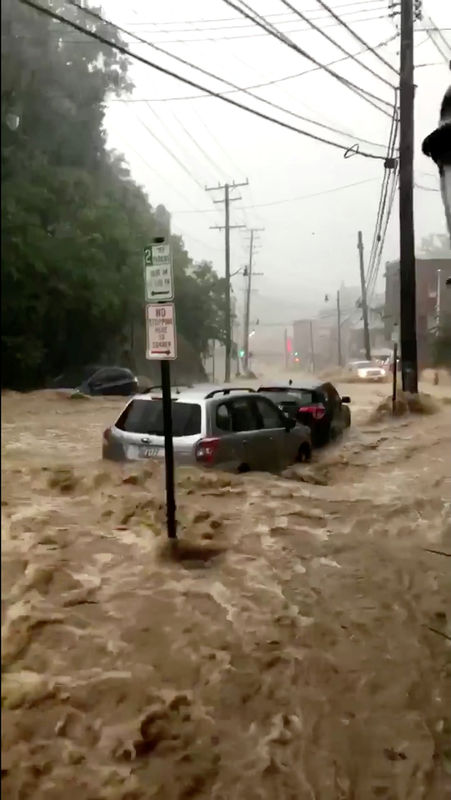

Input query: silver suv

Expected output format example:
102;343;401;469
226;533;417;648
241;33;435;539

102;385;312;473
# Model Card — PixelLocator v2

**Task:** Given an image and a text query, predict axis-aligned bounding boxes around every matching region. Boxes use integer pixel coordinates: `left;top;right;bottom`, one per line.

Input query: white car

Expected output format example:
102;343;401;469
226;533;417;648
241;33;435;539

347;361;387;381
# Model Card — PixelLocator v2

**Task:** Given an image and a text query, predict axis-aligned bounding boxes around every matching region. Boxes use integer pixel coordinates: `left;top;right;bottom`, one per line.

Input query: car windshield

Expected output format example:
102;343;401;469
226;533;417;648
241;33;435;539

259;387;314;405
353;362;375;369
116;399;201;437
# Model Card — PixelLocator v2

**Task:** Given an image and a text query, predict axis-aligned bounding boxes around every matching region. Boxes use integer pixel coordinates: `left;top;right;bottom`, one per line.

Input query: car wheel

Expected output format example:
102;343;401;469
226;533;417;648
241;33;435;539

237;463;250;474
297;444;311;463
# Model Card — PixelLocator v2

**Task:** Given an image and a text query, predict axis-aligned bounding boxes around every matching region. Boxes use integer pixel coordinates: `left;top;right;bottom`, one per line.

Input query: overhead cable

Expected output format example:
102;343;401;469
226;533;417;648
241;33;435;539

39;14;394;44
109;34;398;104
172;177;380;213
66;0;389;149
222;0;393;116
278;0;396;89
365;99;399;296
19;0;388;160
314;0;398;75
120;1;387;29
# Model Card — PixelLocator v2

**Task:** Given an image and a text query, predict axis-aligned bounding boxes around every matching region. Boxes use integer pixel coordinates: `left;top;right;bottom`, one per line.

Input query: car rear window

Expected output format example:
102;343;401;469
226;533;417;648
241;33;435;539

116;399;201;437
259;387;314;405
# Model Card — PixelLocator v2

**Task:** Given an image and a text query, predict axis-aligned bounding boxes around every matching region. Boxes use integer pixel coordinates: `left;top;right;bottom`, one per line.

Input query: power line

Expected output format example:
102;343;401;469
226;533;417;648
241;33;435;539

170;110;230;182
18;0;388;160
172;177;381;213
142;102;226;189
221;0;393;116
8;14;398;44
365;99;399;293
314;0;399;75
66;0;388;150
107;34;398;104
134;110;206;192
277;0;396;89
120;1;387;29
111;129;203;211
414;183;440;192
367;169;398;300
421;14;451;64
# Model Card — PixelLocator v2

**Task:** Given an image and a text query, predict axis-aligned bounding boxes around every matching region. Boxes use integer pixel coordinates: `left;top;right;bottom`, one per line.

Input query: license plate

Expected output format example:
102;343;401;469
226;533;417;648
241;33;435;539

141;446;162;458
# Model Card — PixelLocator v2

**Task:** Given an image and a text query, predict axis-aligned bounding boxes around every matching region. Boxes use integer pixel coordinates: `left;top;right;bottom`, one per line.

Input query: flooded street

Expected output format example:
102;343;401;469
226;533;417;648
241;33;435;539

2;381;451;800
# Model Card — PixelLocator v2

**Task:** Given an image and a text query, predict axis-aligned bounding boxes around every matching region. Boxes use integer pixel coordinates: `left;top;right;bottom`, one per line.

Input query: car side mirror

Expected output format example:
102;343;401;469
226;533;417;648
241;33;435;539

341;396;351;404
285;416;296;431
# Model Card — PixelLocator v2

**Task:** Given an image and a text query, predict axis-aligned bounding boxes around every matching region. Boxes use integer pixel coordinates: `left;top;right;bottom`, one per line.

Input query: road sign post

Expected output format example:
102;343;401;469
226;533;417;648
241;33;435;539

144;239;177;539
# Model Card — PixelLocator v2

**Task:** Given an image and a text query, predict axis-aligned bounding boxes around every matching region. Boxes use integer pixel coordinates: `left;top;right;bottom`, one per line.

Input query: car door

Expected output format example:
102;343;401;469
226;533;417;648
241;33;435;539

227;396;268;471
211;400;246;471
253;396;293;471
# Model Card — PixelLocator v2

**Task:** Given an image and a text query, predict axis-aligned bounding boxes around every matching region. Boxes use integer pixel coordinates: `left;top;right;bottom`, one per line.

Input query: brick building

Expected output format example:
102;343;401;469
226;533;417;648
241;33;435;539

384;257;451;368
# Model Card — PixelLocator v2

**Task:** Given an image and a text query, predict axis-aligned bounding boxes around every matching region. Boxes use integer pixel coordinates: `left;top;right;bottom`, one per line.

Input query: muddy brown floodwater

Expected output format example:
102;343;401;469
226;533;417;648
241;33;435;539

2;381;451;800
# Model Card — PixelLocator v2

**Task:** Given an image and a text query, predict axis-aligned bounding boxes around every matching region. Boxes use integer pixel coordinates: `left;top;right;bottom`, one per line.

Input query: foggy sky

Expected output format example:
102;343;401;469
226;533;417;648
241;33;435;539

102;0;450;333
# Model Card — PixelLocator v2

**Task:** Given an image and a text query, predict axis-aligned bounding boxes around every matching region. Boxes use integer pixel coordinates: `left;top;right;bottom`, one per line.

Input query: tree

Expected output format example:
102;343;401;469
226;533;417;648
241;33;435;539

1;0;225;389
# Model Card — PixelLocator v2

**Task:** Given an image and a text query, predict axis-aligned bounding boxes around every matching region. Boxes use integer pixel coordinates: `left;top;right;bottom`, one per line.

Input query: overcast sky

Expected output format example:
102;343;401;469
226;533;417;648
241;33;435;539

102;0;450;332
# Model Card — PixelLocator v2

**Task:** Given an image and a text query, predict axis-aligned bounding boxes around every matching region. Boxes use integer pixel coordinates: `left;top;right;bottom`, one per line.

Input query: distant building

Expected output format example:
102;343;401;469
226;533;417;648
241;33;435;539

384;257;451;368
294;287;390;369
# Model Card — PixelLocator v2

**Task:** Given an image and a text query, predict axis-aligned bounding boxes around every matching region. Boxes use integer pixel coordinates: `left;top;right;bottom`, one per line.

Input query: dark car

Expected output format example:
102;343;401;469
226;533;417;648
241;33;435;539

257;379;351;446
79;366;138;397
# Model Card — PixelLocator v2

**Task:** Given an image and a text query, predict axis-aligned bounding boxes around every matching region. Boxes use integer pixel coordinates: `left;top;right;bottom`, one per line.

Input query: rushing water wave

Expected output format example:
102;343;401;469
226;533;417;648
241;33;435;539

2;385;450;799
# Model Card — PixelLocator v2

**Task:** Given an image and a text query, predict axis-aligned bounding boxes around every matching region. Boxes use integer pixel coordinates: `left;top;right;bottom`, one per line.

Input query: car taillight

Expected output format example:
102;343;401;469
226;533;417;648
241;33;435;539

195;438;220;465
103;427;112;442
298;404;326;421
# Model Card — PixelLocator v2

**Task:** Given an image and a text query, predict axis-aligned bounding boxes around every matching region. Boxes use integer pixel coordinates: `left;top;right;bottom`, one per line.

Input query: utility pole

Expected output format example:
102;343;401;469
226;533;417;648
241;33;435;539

284;328;289;369
309;320;316;372
357;230;371;360
206;180;248;382
337;290;342;367
399;0;418;393
243;227;264;373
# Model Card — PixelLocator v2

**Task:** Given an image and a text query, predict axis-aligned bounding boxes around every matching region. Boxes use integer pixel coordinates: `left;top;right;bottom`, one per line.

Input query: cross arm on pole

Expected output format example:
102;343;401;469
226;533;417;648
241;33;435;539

209;224;246;230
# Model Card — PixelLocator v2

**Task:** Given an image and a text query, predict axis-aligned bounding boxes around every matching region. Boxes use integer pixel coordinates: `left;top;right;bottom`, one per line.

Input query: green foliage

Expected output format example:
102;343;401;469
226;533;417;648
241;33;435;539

1;0;225;389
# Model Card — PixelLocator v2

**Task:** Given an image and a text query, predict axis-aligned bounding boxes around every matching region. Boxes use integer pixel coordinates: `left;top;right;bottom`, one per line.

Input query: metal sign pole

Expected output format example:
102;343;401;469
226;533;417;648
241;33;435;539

144;235;177;539
160;359;176;538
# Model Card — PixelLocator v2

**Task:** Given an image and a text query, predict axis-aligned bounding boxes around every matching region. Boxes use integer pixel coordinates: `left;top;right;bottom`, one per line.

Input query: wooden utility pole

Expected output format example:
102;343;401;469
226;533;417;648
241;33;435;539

243;227;264;372
357;230;371;360
207;180;248;382
337;290;342;367
399;0;418;392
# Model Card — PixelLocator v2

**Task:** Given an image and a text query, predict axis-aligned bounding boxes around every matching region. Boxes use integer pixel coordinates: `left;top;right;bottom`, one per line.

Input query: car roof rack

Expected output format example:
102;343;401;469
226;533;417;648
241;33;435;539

142;383;192;395
204;387;255;399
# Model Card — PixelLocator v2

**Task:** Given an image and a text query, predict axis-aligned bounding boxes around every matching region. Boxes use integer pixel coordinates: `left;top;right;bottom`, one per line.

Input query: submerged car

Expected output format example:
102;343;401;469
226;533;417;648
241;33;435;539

103;385;312;472
347;361;387;381
79;366;138;397
257;379;351;447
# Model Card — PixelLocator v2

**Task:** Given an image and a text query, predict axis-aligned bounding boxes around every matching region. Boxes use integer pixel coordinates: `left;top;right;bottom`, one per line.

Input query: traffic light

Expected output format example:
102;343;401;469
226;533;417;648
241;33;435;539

239;349;245;358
